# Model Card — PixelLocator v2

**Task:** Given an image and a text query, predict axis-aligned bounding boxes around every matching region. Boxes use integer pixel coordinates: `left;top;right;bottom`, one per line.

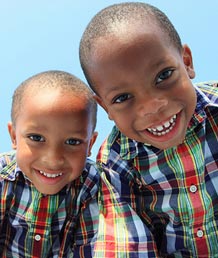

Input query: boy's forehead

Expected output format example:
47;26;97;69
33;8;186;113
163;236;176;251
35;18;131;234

92;19;161;49
19;91;91;124
89;21;165;63
23;86;88;108
85;21;175;94
24;83;74;97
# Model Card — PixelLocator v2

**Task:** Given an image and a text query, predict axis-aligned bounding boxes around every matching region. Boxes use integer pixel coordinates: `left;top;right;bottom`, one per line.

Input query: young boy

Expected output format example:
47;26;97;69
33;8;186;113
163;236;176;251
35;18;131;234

79;2;218;257
0;70;99;257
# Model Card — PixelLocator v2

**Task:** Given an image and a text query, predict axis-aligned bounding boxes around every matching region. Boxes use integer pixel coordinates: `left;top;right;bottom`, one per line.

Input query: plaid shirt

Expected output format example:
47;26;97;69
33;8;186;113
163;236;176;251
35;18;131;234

97;82;218;257
0;151;99;258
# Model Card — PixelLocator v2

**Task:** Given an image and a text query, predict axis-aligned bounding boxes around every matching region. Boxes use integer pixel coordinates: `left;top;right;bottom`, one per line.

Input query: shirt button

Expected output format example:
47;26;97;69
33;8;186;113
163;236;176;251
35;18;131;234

34;234;41;241
190;185;197;193
197;229;204;238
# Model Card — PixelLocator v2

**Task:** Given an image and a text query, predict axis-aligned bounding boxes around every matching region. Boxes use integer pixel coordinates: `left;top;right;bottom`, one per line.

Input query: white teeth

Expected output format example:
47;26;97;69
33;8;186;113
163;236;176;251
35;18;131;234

147;114;177;136
170;115;176;123
156;125;164;131
163;121;170;128
39;171;63;178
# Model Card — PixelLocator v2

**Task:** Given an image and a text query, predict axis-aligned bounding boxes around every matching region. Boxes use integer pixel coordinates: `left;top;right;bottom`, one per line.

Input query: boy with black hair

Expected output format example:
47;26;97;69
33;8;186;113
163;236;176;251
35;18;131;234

0;70;99;257
80;2;218;257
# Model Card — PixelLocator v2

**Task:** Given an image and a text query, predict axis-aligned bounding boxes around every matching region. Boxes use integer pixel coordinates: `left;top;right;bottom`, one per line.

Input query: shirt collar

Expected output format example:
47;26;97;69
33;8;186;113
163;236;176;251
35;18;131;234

0;160;96;203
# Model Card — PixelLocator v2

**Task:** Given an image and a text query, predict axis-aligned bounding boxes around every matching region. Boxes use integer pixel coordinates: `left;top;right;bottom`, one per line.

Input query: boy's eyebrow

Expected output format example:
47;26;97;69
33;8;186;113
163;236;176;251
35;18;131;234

142;54;170;68
104;85;128;96
24;124;46;130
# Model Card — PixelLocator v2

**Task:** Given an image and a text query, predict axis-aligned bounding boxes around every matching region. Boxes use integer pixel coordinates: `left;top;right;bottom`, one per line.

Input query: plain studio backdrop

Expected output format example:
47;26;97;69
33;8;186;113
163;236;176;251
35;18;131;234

1;0;218;159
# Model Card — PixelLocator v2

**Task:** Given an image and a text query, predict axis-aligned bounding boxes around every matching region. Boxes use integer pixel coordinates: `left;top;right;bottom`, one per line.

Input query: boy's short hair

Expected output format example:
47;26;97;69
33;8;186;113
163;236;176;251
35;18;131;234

11;70;97;130
79;2;182;92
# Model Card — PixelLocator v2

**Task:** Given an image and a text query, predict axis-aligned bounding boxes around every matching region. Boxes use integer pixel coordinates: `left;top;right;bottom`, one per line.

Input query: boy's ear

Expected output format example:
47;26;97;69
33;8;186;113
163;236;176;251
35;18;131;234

182;44;195;79
8;122;17;150
88;131;98;157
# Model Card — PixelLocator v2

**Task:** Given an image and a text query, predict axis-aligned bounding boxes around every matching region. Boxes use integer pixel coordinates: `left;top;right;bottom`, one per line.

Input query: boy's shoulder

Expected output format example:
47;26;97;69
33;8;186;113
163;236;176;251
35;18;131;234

0;150;16;163
77;158;100;201
97;126;120;163
97;126;138;165
195;81;218;102
84;158;99;184
0;151;17;180
194;81;218;89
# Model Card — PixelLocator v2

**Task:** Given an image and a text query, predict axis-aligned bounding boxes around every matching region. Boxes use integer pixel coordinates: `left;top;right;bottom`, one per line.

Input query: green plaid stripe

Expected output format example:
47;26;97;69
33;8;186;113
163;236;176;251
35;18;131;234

97;82;218;257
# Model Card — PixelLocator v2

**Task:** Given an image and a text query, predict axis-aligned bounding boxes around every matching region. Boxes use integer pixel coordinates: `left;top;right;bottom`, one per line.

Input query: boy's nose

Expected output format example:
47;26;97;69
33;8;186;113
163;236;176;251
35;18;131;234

137;96;168;117
42;147;65;169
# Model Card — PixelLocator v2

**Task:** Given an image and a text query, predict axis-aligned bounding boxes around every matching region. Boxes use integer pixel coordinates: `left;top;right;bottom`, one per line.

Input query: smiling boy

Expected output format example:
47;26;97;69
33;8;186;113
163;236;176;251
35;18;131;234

79;2;218;257
0;70;98;257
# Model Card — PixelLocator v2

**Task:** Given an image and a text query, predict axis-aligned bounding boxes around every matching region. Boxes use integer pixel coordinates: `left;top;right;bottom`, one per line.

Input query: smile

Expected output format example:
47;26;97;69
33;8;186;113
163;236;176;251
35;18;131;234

39;170;63;178
147;114;177;136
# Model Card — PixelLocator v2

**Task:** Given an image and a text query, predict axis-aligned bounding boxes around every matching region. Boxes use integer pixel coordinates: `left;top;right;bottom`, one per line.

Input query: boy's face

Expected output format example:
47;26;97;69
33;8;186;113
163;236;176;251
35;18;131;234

8;88;97;195
88;23;196;149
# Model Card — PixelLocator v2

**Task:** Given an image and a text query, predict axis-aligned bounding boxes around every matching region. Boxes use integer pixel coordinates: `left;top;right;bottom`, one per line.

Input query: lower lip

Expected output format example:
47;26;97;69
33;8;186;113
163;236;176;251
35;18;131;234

144;112;181;142
36;170;64;185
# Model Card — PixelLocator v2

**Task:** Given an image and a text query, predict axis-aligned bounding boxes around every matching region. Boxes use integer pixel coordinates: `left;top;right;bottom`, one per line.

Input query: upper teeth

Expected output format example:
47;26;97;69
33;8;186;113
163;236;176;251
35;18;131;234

39;171;63;178
147;114;177;136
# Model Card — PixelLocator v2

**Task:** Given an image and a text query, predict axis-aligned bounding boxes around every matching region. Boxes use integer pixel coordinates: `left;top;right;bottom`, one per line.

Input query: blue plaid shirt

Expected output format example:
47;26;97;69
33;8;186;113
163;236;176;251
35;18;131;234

0;151;99;258
97;82;218;257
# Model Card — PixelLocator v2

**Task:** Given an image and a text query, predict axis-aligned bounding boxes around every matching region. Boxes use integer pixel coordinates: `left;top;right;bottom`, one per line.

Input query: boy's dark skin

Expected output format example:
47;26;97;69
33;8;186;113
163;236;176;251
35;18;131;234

79;2;218;257
80;5;196;155
0;70;99;257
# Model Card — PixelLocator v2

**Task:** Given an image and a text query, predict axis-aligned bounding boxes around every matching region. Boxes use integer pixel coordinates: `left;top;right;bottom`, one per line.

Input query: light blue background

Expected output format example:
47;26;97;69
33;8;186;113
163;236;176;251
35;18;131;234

1;1;217;159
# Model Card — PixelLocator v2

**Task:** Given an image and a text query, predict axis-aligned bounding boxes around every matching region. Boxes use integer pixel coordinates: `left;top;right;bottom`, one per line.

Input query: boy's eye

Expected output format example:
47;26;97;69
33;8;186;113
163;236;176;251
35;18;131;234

28;135;45;142
113;93;132;103
65;139;81;145
156;69;173;84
